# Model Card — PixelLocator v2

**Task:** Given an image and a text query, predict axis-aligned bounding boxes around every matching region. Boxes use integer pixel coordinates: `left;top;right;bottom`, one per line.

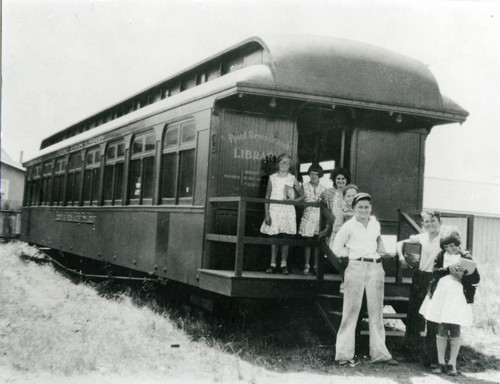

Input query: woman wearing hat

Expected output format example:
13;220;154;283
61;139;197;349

332;193;398;365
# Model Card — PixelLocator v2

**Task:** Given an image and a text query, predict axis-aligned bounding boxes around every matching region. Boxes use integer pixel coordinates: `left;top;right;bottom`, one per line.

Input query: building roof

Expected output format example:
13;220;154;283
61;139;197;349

1;149;25;172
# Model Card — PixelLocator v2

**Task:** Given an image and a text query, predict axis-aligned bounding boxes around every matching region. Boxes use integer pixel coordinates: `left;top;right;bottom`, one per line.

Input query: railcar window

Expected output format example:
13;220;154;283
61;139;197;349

128;132;156;204
41;162;54;205
83;148;101;205
31;164;42;206
53;158;67;206
66;153;83;206
104;141;125;204
161;120;196;204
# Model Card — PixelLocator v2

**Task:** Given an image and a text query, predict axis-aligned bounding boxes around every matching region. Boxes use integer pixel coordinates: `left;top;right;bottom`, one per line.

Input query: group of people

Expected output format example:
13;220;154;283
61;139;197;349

259;153;480;374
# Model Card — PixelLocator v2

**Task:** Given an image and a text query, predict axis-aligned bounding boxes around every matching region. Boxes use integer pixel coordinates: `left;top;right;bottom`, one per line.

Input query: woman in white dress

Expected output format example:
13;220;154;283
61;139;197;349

260;154;304;275
419;230;480;376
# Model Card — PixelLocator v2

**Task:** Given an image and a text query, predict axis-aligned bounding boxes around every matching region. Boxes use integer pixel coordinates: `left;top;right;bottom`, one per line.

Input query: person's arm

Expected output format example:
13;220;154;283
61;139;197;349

433;252;450;278
461;251;481;285
332;222;350;257
264;179;272;226
293;178;304;201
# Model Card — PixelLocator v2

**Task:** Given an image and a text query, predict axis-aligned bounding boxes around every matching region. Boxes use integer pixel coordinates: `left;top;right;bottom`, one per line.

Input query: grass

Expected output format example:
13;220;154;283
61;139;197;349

1;240;500;383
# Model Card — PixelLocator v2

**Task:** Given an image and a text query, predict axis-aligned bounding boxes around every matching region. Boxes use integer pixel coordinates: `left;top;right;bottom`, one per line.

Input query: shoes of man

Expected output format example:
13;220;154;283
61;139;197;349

432;364;446;374
372;358;399;366
265;266;276;274
447;365;457;376
338;359;356;366
281;266;289;275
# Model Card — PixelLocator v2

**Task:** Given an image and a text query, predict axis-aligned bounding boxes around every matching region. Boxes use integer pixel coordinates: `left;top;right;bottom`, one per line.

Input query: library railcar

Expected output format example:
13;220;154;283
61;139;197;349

21;35;468;301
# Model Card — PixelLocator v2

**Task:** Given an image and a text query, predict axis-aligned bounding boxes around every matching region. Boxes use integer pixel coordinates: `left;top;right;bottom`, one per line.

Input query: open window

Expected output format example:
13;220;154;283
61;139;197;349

103;141;125;205
83;147;101;205
160;120;196;205
128;131;156;205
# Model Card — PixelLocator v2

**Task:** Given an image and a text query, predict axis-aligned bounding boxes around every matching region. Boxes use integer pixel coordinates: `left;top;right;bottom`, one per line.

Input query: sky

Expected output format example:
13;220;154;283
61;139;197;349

2;0;499;214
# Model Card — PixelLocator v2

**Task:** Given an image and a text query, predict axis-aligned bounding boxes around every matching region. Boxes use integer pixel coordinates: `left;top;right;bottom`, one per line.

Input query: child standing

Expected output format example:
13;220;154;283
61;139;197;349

298;164;326;275
328;184;358;293
419;230;480;376
261;153;304;275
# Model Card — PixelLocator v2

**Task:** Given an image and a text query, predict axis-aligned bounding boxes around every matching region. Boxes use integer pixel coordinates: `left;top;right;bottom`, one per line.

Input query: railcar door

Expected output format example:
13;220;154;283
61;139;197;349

350;126;428;235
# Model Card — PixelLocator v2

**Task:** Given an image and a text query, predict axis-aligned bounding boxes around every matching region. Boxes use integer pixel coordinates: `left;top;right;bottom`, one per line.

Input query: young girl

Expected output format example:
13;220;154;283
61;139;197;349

419;230;480;376
260;153;304;275
298;164;326;275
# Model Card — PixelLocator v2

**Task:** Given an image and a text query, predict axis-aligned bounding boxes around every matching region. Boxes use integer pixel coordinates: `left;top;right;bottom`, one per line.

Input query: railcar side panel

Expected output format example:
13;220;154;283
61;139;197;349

351;126;428;234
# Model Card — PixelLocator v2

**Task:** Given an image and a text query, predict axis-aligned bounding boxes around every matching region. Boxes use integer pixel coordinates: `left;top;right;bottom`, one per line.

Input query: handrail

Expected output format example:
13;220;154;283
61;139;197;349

397;209;422;234
206;196;344;279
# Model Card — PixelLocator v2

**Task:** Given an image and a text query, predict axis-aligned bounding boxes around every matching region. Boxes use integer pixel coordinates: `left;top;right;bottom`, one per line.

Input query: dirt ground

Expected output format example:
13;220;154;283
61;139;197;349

1;241;499;384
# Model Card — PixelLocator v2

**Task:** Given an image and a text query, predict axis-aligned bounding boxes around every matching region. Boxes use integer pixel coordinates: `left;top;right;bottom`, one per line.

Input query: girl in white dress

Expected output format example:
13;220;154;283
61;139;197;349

260;154;304;274
419;230;480;376
298;164;326;275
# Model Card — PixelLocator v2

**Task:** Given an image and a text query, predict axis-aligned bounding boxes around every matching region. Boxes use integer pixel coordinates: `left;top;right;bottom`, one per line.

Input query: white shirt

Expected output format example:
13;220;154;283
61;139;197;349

409;231;442;272
332;216;381;260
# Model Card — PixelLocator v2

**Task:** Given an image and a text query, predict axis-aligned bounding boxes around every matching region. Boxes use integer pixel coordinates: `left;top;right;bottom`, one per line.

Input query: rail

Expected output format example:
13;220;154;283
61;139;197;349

206;196;344;279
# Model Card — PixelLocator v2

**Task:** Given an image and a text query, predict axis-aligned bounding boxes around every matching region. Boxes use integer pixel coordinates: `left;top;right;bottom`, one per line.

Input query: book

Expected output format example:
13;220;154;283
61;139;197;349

458;258;477;275
402;242;422;268
284;185;296;200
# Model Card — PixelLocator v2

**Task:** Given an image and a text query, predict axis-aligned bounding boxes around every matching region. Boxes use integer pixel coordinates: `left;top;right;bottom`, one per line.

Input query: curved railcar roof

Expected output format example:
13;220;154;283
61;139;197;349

256;35;467;118
38;34;467;153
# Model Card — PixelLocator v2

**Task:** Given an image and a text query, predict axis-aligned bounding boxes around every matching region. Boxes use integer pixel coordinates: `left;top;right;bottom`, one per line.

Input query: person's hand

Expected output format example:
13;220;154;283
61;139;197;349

449;263;464;281
399;257;409;269
265;213;272;226
318;225;331;239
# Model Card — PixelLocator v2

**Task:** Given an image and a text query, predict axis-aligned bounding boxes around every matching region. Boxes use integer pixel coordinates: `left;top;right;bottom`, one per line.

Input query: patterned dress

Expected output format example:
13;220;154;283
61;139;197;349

260;173;298;236
299;182;326;237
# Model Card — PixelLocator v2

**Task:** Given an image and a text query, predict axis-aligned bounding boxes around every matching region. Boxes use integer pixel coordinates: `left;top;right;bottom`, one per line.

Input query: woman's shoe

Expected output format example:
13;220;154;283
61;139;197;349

303;267;310;275
281;266;289;275
432;364;446;374
311;267;318;275
265;266;276;274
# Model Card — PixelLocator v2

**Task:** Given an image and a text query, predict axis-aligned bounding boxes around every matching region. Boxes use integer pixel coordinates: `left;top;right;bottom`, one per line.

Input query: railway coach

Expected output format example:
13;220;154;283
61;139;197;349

21;35;468;304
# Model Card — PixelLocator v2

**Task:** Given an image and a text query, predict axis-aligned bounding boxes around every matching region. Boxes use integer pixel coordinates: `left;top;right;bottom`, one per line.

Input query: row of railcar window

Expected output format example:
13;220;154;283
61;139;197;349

25;120;197;207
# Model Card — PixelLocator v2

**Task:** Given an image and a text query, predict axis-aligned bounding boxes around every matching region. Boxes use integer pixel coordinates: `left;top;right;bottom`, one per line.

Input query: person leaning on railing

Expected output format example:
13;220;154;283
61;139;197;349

396;210;443;367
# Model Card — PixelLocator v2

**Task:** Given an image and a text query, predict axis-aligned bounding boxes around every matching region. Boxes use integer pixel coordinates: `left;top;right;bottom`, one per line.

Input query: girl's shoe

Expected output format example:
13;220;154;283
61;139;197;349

281;266;289;275
265;266;276;274
303;267;310;275
432;364;446;374
311;267;318;275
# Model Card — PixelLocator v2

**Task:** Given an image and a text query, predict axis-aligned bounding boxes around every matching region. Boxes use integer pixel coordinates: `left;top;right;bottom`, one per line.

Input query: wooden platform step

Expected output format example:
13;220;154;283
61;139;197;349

360;330;426;337
317;293;409;303
326;310;407;320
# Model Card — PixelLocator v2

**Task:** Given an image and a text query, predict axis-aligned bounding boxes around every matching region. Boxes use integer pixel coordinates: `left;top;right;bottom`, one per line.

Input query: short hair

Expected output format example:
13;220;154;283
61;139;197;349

277;153;293;170
421;209;441;222
342;184;359;197
352;192;372;208
308;163;324;178
440;230;461;249
330;167;351;188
